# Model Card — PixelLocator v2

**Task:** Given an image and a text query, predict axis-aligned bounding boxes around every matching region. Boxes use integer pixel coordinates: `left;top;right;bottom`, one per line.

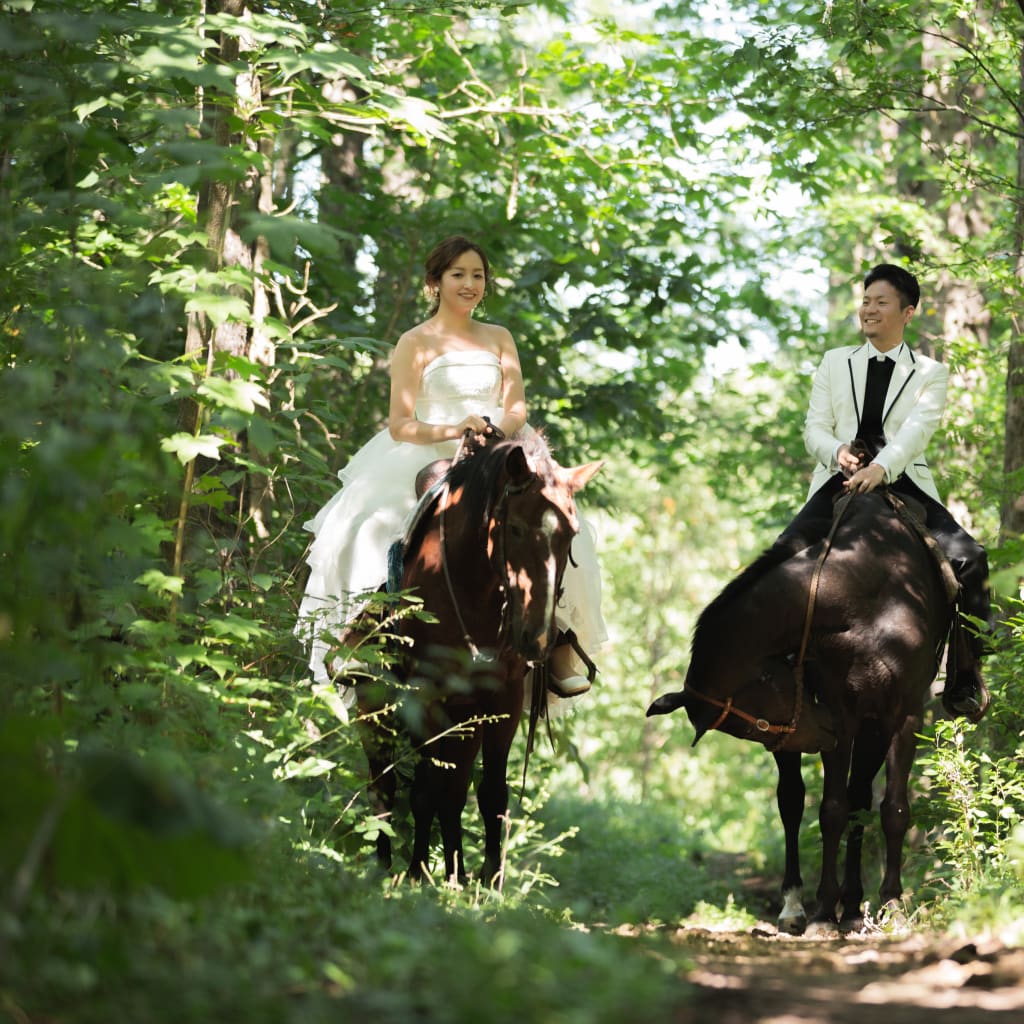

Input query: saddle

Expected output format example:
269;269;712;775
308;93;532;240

831;487;959;605
386;470;449;593
834;441;961;605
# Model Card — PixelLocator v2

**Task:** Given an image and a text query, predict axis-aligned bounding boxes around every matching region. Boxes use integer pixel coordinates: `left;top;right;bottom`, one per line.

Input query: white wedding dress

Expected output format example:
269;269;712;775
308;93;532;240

296;350;607;685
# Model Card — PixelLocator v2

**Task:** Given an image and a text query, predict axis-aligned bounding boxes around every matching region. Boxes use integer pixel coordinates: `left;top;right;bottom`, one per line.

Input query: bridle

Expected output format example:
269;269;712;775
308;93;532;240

685;491;856;752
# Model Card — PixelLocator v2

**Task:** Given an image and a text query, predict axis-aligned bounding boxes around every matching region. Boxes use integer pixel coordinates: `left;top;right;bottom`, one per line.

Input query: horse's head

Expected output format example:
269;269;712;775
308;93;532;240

647;533;863;753
647;654;836;754
489;439;601;662
416;434;600;667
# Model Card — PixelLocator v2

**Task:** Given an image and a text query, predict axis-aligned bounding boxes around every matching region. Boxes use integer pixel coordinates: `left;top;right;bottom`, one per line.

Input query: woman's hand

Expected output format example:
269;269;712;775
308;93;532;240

457;416;505;445
456;414;492;436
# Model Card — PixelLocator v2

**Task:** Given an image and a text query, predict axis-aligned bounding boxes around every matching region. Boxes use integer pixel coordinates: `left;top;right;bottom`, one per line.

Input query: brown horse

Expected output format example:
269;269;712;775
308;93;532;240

648;489;960;934
356;431;600;886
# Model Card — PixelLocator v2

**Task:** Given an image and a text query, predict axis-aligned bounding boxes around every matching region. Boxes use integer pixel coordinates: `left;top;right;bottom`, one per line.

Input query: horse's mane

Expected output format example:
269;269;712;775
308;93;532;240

445;432;556;533
691;543;794;656
690;492;912;661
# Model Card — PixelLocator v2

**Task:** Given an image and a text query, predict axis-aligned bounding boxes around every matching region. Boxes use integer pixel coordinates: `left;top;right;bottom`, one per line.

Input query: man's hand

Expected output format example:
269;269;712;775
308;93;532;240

835;438;868;473
837;442;864;477
844;461;885;494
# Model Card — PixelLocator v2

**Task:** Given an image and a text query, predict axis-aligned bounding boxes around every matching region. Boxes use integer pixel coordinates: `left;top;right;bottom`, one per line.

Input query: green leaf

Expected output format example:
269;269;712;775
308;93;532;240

311;683;354;724
205;614;272;643
160;432;229;463
371;92;454;144
246;415;278;456
240;214;345;260
198;377;270;414
278;756;337;780
184;293;253;326
271;42;373;84
135;569;185;597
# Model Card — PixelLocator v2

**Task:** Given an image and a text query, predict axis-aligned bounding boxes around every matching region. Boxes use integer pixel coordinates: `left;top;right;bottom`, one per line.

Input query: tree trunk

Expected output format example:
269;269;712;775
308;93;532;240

912;18;991;364
1001;28;1024;541
173;0;281;567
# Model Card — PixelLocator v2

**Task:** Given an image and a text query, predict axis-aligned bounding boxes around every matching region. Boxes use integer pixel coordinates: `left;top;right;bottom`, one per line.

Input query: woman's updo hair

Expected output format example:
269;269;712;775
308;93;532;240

424;236;492;314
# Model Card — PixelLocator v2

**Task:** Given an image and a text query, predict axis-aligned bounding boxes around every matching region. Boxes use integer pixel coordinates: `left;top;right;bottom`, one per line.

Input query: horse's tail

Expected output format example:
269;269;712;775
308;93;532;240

646;690;689;717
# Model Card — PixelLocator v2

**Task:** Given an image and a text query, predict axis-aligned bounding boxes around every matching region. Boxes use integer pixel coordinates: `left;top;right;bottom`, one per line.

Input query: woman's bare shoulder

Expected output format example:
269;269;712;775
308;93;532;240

477;320;515;350
392;323;437;368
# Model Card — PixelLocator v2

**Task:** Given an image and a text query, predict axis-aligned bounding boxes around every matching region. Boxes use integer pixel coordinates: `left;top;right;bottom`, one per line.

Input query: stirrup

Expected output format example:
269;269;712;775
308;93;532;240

941;672;990;724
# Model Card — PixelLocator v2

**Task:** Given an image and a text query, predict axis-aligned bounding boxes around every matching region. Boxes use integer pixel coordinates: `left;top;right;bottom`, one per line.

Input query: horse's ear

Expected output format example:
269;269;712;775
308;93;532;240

505;444;533;484
646;690;688;717
564;459;603;493
647;690;708;747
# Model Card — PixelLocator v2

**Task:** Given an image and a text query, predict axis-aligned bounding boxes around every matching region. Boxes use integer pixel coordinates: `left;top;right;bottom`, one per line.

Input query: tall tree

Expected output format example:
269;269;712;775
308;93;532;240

1004;0;1024;540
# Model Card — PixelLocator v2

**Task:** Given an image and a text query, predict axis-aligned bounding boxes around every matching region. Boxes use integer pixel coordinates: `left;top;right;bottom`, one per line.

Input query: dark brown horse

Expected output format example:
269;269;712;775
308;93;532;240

648;489;960;934
357;431;600;886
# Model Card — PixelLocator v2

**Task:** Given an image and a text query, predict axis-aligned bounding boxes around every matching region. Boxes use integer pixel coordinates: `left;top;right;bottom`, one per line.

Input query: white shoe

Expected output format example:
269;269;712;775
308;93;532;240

547;674;591;698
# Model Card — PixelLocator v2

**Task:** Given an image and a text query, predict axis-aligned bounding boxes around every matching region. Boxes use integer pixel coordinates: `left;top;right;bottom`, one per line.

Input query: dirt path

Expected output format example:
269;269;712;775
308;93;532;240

661;925;1024;1022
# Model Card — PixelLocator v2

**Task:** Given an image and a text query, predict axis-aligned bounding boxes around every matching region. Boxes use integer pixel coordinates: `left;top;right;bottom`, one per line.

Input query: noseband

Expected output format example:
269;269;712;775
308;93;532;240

685;684;802;744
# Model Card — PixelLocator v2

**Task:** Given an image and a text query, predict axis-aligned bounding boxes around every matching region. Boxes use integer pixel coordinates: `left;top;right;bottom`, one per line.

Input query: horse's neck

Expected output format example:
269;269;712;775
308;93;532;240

696;569;810;669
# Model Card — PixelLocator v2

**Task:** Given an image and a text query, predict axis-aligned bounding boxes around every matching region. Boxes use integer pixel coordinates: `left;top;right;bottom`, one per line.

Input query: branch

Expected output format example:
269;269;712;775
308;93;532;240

921;27;1024;126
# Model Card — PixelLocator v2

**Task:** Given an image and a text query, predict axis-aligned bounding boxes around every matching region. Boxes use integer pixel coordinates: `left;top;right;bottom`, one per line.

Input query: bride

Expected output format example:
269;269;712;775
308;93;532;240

295;236;607;697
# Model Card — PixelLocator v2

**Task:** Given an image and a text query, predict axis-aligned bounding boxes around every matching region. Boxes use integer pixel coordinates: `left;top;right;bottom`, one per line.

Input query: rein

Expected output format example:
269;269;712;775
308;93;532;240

688;490;856;749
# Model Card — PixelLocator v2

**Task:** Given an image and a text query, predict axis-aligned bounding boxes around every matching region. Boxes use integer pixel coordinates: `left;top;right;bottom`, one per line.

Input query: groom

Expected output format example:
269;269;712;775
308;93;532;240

776;263;990;721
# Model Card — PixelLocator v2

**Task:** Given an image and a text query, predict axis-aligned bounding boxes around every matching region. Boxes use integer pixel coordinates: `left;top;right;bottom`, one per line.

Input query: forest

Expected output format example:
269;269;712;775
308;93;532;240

1;0;1023;1020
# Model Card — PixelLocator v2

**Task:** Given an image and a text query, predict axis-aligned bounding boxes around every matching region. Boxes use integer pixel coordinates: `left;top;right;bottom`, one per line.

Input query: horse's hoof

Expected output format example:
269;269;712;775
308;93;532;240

777;888;807;935
805;919;841;939
777;912;807;936
839;916;866;935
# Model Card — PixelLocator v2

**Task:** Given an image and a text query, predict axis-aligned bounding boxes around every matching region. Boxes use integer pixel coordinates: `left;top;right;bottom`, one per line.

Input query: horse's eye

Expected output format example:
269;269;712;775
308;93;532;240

507;521;527;542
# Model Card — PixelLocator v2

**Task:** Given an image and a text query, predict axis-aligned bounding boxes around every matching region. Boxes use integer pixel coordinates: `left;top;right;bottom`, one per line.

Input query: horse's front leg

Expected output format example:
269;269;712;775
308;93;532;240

477;699;522;888
355;692;397;871
878;712;921;912
774;751;807;935
840;722;887;931
408;753;437;882
812;740;852;931
428;713;480;885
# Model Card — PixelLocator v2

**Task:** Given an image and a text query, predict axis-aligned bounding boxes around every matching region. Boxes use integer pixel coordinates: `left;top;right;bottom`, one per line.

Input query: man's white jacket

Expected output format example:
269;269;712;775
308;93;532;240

803;341;947;502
